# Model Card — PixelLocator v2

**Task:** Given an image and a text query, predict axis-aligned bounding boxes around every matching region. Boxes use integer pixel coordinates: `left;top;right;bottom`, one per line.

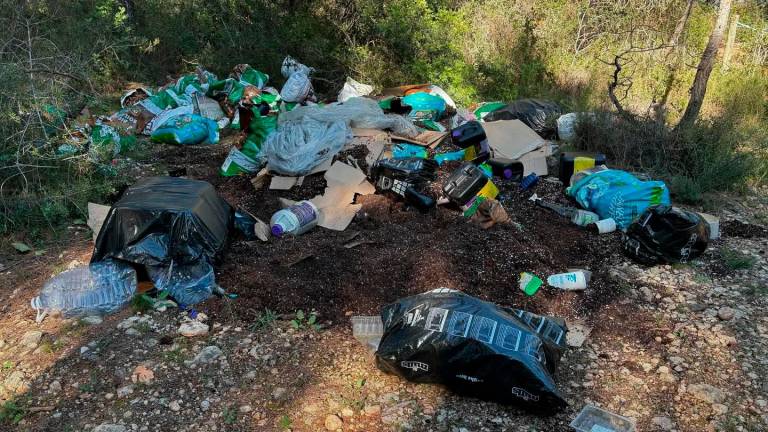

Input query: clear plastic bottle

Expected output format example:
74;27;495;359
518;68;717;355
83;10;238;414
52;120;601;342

270;200;319;237
31;260;137;319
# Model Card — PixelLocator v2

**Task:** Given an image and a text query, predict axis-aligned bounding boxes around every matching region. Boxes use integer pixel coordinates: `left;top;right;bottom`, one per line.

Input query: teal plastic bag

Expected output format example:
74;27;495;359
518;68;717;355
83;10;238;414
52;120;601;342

393;143;427;159
567;169;671;229
151;114;219;145
402;92;446;121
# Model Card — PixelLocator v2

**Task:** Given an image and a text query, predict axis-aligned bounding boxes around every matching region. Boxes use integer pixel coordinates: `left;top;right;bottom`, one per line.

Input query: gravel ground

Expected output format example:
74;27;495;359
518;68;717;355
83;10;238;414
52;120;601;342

0;143;766;432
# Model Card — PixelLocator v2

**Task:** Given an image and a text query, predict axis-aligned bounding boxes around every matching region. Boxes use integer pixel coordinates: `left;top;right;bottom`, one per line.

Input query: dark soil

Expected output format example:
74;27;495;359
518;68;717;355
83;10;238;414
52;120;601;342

721;220;768;239
157;142;631;328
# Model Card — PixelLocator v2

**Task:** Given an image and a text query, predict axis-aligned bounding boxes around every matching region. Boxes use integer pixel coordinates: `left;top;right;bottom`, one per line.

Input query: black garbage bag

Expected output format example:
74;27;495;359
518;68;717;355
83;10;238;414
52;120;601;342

92;176;232;266
375;289;568;414
91;177;232;304
623;205;710;265
484;99;563;139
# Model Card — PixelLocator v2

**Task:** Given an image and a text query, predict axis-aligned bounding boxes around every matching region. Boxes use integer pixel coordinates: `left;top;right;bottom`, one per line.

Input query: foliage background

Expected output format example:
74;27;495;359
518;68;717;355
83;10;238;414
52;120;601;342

1;0;767;235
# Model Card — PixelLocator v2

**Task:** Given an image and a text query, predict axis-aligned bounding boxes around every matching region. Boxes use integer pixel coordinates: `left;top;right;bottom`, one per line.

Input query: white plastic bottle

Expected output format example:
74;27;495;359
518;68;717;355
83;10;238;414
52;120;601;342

270;200;320;237
547;271;589;291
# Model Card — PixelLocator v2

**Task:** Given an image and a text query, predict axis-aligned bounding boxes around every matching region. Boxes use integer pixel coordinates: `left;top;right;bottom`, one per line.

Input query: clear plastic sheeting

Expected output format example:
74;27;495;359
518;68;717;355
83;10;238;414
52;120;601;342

278;97;419;138
338;77;374;103
31;259;137;320
147;261;216;306
262;120;351;176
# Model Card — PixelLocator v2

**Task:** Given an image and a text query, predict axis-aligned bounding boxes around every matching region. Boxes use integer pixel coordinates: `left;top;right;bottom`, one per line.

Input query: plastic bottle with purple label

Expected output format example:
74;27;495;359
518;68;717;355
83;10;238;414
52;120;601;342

270;201;319;237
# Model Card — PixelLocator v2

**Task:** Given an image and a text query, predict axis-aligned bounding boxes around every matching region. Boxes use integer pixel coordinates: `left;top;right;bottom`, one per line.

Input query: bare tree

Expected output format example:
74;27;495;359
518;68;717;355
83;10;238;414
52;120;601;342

676;0;733;130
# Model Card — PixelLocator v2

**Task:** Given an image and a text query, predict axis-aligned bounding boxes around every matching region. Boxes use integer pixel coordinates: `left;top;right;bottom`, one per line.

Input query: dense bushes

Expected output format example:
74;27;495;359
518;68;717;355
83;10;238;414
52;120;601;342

1;0;767;236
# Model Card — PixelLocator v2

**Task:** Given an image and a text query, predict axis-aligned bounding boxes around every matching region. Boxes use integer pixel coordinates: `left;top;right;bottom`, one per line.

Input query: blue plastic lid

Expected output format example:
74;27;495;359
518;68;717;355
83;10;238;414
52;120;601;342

271;224;284;237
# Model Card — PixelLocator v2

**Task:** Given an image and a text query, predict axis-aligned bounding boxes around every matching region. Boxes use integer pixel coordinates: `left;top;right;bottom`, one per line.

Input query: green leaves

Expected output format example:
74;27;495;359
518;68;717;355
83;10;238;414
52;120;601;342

11;242;31;253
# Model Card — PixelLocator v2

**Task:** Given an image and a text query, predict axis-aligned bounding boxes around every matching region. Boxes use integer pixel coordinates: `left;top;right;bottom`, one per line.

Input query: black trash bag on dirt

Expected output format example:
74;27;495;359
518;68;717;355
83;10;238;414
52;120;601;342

483;99;563;139
623;205;709;265
375;288;568;414
92;176;232;266
91;176;232;303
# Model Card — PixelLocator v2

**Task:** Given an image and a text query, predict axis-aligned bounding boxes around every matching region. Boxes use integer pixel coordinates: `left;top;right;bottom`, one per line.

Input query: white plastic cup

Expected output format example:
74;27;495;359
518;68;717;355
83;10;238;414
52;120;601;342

593;218;616;234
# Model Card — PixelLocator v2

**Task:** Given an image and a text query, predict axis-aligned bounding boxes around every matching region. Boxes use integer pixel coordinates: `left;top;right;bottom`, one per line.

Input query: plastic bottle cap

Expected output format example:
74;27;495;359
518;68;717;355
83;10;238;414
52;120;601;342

503;168;513;179
271;224;284;237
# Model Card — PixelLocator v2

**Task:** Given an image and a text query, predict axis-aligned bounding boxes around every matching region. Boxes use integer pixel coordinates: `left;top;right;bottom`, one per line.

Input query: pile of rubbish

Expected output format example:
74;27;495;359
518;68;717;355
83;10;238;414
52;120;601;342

34;55;721;421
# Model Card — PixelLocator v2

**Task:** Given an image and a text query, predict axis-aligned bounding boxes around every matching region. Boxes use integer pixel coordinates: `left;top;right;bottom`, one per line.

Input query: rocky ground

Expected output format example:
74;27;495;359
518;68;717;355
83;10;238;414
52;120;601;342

0;143;766;431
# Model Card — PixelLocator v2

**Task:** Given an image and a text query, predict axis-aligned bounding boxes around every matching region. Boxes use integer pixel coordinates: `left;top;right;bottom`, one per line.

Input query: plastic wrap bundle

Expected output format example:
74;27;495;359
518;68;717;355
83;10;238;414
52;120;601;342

281;55;315;78
624;205;710;265
278;97;419;138
262;119;351;176
375;289;568;414
31;259;137;320
280;56;316;103
484;99;563;138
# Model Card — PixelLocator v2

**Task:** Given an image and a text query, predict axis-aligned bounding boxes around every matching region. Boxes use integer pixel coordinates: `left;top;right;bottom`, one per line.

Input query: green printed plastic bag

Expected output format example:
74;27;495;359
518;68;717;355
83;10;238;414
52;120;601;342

89;124;133;162
220;148;260;176
151;114;219;145
474;101;505;121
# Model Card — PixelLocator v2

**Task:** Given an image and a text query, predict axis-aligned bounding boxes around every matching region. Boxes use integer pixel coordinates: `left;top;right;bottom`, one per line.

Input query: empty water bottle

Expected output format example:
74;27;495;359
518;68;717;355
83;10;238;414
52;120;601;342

270;200;319;237
31;260;137;320
146;261;216;306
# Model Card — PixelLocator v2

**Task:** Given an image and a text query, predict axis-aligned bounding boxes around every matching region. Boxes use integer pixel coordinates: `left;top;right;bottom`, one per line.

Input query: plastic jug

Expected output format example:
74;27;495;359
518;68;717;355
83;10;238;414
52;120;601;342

270;201;319;237
547;270;590;291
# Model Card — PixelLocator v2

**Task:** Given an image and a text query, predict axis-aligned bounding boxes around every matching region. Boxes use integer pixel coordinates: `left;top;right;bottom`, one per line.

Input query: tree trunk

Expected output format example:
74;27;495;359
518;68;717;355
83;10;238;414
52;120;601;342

654;0;695;122
676;0;733;130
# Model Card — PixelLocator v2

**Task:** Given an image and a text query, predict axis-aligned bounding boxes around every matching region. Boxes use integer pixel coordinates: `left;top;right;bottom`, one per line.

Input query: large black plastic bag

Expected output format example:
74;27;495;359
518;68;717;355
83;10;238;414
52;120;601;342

375;288;568;414
91;177;232;304
623;205;709;265
483;99;563;139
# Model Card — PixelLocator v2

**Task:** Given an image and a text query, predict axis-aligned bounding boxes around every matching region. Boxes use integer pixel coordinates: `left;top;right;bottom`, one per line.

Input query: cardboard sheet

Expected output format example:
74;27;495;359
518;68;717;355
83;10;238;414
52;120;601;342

318;204;362;231
483;119;548;176
325;161;366;187
391;131;448;149
87;202;111;242
270;176;300;190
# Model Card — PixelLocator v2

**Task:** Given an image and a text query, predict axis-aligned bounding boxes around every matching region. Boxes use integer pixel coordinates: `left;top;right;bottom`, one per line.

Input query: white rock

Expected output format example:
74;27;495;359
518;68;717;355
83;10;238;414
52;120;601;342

92;424;127;432
178;321;209;337
82;316;103;325
169;400;181;412
20;330;43;349
324;414;343;431
186;346;222;366
652;416;674;430
117;385;134;398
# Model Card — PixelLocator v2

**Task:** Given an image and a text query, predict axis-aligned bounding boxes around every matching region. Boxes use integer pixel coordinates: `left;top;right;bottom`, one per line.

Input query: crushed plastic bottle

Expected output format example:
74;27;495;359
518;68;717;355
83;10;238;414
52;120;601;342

31;260;137;321
270;200;319;237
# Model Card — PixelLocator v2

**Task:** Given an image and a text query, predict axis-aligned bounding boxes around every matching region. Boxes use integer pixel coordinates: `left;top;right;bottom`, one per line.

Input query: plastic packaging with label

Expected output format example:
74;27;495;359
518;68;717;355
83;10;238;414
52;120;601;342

270;201;320;237
375;288;568;413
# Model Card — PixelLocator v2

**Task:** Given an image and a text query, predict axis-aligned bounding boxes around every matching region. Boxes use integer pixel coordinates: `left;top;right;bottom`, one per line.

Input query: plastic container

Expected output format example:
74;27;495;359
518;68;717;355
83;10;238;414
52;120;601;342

520;173;539;191
451;121;486;149
589;218;617;234
572;210;600;227
351;316;384;351
519;272;543;296
487;158;524;180
270;200;319;237
547;271;589;291
31;260;137;319
443;163;489;205
570;404;636;432
559;152;607;185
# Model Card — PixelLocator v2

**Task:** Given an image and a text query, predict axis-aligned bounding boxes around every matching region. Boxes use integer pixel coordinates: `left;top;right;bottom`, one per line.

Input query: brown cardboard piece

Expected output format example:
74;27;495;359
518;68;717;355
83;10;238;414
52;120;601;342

482;119;548;175
391;130;448;149
87;203;111;242
270;176;300;190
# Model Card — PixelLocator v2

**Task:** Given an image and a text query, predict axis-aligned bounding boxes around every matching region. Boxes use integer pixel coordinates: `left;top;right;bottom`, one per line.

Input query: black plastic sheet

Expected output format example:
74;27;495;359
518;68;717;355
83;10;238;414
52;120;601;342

484;99;563;139
375;289;568;414
623;205;710;265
